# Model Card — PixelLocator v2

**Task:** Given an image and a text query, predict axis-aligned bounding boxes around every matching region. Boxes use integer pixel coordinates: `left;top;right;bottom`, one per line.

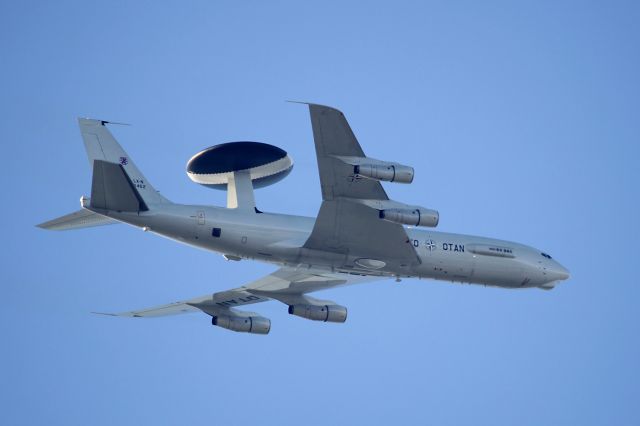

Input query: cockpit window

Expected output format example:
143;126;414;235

541;252;552;259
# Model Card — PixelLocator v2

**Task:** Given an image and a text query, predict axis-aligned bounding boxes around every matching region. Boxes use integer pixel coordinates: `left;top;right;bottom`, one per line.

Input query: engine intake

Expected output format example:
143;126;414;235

379;208;439;227
211;315;271;334
354;163;414;183
288;304;348;323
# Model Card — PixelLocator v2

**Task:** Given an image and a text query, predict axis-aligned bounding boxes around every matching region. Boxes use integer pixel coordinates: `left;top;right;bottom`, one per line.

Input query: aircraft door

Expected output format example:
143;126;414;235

191;210;206;240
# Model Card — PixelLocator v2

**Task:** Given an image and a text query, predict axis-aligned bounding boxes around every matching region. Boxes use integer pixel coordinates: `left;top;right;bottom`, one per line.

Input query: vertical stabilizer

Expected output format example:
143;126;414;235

90;160;149;212
78;118;169;206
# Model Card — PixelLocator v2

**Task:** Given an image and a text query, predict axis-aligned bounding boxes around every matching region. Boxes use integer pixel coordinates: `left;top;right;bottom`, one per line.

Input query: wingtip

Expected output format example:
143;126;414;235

35;221;61;231
91;311;145;318
91;311;118;317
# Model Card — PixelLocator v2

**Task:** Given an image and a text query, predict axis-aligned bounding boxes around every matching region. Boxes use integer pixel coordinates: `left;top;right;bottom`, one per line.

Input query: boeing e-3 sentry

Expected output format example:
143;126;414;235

39;104;570;334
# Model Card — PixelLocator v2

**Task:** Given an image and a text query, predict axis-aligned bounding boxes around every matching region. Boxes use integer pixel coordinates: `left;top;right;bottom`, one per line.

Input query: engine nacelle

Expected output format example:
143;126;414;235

354;163;414;184
288;304;348;323
211;315;271;334
379;208;439;227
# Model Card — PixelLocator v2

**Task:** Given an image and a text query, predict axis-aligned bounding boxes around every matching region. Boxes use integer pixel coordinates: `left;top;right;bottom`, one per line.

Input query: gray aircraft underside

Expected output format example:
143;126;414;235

39;103;570;335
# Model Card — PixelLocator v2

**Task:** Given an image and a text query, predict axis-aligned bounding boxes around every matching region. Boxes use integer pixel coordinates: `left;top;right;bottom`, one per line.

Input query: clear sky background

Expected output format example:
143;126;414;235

1;1;639;425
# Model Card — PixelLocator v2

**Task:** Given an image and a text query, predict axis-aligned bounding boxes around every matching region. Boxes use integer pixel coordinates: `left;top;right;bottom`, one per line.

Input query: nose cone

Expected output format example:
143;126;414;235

551;262;570;281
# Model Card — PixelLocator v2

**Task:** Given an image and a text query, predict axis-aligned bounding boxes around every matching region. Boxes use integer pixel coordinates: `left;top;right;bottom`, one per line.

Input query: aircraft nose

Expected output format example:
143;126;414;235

551;262;570;281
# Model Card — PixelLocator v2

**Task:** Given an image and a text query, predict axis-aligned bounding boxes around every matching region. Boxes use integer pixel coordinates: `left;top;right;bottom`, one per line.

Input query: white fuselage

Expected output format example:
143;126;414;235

103;203;569;290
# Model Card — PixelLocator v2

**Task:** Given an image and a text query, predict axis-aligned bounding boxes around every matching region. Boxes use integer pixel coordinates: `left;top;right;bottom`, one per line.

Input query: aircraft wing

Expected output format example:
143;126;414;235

301;103;420;268
97;266;379;318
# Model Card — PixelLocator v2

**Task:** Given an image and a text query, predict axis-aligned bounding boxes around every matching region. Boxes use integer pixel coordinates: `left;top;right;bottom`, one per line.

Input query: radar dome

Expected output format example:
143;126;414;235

186;141;293;189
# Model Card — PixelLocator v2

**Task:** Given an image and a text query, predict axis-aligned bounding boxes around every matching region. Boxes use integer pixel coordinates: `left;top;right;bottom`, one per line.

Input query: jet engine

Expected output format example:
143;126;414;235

354;163;414;183
211;314;271;334
288;304;348;323
379;208;439;227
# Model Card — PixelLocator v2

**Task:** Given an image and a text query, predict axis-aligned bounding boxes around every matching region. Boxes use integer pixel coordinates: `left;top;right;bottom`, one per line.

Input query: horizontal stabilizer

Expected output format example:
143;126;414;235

37;209;118;231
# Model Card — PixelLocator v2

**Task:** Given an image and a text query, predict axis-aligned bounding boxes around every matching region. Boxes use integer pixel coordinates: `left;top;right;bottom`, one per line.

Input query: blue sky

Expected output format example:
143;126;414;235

1;1;639;424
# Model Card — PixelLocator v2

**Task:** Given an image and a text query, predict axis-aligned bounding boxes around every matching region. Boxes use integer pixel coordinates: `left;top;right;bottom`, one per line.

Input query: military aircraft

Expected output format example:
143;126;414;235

38;103;569;334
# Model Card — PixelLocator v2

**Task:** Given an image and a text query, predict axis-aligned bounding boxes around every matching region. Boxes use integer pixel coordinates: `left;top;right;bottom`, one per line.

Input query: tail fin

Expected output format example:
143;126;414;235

78;118;169;207
90;159;149;212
